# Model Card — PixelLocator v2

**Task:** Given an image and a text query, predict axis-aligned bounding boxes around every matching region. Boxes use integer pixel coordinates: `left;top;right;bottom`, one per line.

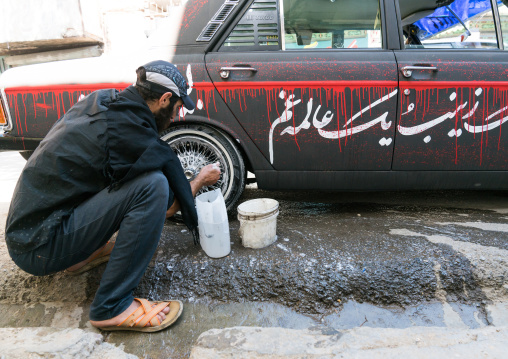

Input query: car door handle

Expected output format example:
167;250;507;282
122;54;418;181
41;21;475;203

219;67;258;79
401;66;438;78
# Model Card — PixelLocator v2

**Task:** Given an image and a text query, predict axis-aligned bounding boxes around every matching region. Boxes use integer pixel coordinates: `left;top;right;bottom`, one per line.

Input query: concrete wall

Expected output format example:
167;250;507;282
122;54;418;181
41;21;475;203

98;0;188;57
0;0;103;55
0;0;189;70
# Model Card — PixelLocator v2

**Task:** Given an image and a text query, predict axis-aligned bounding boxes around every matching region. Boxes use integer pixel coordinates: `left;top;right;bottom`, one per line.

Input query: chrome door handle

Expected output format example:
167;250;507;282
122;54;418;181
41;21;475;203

219;67;258;79
401;66;438;78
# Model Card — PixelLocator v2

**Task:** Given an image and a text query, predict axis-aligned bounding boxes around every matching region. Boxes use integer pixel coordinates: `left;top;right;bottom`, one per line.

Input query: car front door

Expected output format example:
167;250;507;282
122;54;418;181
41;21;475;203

393;0;508;171
205;0;399;172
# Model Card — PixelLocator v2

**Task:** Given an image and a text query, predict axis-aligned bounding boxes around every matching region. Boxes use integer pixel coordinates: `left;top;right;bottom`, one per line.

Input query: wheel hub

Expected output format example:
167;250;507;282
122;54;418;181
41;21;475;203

184;168;196;180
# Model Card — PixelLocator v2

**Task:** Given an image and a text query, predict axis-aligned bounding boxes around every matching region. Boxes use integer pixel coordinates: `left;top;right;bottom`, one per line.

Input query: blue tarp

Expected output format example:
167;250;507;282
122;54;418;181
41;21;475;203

414;0;500;39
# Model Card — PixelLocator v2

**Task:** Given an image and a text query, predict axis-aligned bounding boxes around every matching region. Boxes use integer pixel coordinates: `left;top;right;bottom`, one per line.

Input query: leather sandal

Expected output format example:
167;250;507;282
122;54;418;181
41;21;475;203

98;298;183;332
65;240;115;276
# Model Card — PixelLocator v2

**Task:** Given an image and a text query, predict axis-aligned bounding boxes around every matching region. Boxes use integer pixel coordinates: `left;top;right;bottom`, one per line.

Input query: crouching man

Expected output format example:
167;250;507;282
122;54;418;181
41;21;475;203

5;60;219;332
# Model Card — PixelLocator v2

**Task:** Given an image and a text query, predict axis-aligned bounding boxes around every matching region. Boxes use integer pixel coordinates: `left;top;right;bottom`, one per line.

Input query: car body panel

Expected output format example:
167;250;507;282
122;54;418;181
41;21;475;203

393;51;508;170
205;51;399;171
256;170;508;190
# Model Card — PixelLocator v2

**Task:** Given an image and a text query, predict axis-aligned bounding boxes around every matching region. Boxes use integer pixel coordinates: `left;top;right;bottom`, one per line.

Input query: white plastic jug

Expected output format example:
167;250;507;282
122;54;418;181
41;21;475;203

196;189;231;258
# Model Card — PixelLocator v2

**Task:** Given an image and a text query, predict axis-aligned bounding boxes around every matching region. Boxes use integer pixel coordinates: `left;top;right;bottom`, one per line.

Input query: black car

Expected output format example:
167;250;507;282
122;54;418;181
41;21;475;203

1;0;508;209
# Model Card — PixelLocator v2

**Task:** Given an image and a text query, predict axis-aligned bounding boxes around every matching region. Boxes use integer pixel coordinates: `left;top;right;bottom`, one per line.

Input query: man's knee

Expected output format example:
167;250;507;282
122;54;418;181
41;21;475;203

141;171;170;201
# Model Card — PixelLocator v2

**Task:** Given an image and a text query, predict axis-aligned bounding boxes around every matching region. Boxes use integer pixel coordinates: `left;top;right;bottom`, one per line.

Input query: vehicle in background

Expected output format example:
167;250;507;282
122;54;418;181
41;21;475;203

1;0;508;210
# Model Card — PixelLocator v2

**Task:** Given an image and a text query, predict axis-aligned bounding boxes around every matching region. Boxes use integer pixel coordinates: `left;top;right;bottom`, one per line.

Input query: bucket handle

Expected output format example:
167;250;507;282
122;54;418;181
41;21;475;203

238;209;279;221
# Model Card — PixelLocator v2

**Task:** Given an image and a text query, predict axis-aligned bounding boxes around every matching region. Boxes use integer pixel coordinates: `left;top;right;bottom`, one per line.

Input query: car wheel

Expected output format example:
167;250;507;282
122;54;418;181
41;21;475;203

160;124;246;211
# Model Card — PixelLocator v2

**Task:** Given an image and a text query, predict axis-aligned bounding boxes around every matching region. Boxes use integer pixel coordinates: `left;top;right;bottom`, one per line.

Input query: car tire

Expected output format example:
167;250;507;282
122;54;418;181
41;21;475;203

160;124;246;211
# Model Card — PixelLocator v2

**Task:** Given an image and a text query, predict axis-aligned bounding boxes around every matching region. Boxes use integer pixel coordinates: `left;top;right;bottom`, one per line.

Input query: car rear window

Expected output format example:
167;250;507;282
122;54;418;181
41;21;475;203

219;0;383;51
282;0;382;50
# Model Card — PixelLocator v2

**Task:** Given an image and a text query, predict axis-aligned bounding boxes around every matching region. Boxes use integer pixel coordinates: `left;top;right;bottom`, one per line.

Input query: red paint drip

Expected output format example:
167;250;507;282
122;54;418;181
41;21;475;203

6;80;508;169
400;82;508;167
455;87;459;165
5;83;129;137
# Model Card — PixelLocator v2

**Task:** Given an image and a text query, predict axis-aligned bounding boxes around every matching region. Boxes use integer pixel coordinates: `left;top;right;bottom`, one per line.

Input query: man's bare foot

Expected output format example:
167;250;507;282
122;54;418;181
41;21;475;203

66;241;115;273
90;299;170;328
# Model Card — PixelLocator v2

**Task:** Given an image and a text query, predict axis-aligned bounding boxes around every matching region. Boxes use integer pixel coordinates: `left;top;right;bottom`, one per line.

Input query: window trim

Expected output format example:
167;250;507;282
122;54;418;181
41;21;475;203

491;0;505;50
279;0;286;50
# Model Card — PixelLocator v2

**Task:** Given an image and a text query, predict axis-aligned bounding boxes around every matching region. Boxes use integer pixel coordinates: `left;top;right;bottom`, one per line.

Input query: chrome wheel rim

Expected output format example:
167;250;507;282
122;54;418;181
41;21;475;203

168;135;231;198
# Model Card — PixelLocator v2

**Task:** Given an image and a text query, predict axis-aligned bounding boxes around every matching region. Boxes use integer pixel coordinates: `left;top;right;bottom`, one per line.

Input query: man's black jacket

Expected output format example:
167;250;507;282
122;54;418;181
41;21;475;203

6;86;198;254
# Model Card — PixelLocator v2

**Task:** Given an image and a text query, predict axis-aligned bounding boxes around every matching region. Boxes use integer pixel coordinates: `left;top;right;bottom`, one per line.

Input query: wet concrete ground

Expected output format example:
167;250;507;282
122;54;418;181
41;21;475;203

1;151;508;358
130;187;508;312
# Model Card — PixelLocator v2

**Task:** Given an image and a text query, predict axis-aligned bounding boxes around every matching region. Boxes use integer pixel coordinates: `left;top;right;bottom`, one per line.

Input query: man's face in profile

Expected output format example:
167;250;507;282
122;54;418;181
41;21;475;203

154;98;184;133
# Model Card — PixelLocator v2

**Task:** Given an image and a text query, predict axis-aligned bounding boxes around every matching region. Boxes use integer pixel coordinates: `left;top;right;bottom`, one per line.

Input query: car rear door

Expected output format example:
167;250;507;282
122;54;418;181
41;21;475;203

393;0;508;170
204;0;399;171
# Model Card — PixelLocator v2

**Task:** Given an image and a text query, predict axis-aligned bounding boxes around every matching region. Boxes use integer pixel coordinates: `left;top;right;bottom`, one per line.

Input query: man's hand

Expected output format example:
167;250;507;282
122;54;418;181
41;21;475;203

193;162;221;191
165;162;221;218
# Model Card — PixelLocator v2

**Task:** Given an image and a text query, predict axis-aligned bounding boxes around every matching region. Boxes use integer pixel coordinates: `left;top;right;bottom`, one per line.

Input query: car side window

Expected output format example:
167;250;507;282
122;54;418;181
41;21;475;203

499;0;508;49
282;0;382;50
219;0;280;51
400;0;499;49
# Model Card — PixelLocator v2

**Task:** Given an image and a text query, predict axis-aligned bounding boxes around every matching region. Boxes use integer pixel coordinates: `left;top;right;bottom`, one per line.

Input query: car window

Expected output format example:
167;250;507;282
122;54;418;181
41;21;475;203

282;0;382;50
400;0;499;49
219;0;383;51
499;0;508;49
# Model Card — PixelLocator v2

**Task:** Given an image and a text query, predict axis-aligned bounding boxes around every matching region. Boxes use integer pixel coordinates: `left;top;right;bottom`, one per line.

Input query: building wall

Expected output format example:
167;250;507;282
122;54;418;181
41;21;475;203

0;0;102;55
0;0;188;72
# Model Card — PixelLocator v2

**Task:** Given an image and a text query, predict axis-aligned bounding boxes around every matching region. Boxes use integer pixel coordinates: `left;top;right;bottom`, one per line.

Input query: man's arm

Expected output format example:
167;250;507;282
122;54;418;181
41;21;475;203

166;163;221;218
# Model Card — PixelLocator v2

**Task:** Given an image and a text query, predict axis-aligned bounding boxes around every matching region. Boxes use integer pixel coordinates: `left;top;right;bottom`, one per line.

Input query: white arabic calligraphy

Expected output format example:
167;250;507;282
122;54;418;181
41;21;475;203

379;137;393;146
180;64;204;116
464;106;508;133
269;93;301;164
344;90;398;127
280;99;313;136
398;102;468;135
319;112;391;139
398;88;485;136
175;68;506;165
269;89;398;164
448;128;462;138
462;101;479;119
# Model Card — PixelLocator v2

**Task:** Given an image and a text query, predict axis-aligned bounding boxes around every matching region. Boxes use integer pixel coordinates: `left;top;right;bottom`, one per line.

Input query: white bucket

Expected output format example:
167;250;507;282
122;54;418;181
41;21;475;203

196;189;231;258
237;198;279;249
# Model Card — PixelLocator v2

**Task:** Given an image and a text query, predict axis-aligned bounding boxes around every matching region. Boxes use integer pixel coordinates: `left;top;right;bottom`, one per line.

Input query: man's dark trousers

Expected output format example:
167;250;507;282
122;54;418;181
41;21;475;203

9;171;171;321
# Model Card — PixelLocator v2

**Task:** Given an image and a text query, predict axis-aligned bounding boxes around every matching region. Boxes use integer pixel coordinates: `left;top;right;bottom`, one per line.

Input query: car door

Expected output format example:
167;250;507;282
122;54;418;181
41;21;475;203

393;0;508;170
205;0;399;171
